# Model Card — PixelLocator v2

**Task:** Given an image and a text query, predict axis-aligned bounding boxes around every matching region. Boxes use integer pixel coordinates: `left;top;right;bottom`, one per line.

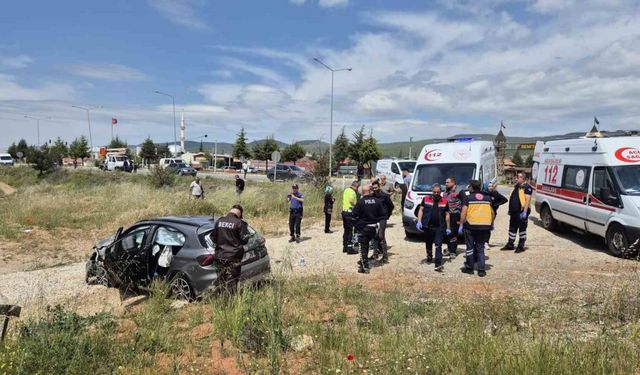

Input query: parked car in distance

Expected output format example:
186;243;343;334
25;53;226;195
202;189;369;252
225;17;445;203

167;162;197;177
0;153;15;166
85;216;271;300
266;164;312;181
246;166;259;173
335;165;357;176
223;166;238;172
159;158;185;169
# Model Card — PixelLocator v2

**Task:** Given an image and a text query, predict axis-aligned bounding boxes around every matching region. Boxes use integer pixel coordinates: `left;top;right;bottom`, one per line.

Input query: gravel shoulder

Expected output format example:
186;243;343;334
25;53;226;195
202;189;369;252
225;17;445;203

1;208;638;318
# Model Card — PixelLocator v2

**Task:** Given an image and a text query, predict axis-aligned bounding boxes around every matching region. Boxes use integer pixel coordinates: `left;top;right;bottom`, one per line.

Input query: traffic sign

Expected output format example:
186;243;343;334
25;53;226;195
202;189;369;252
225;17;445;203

271;151;281;163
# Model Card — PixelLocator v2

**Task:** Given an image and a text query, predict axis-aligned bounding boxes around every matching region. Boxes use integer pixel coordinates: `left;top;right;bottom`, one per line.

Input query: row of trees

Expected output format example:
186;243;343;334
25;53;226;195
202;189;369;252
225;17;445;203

512;152;534;168
229;125;382;173
6;136;92;175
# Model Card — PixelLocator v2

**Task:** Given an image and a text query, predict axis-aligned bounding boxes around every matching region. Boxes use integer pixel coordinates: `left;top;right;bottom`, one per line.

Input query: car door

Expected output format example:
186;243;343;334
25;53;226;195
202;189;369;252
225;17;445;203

586;166;620;236
557;165;590;230
391;162;401;184
104;225;153;287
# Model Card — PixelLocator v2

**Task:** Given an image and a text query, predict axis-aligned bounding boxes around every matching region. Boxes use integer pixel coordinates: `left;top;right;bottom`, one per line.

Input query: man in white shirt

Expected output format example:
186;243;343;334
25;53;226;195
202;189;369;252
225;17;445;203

190;177;204;199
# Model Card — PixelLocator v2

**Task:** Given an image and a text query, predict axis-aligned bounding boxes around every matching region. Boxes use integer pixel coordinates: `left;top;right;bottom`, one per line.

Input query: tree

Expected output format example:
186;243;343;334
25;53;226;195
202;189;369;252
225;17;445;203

524;153;534;168
30;144;56;176
232;127;252;160
49;137;69;166
281;143;306;165
349;126;382;178
16;139;29;161
512;151;524;167
312;150;331;187
108;136;132;158
69;136;91;162
252;137;279;170
157;143;172;159
7;142;17;159
198;141;204;153
139;137;158;166
333;127;350;166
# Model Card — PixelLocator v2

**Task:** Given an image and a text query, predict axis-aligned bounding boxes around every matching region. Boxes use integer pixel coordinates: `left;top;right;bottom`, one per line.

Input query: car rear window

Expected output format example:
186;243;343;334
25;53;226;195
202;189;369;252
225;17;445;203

198;225;256;248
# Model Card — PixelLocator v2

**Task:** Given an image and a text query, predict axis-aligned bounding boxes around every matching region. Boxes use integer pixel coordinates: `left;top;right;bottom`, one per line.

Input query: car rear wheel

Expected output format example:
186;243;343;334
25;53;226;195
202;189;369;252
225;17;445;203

169;273;194;301
606;223;628;258
540;205;558;232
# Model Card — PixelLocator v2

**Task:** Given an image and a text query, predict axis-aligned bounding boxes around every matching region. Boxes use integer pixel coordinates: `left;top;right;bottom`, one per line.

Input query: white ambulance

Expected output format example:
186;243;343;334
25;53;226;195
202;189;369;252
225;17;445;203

403;139;497;237
532;136;640;256
374;159;416;185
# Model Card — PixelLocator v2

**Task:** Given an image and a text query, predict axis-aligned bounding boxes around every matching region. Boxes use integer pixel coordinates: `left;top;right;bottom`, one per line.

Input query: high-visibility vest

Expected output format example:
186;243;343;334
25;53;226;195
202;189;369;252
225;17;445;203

466;192;494;230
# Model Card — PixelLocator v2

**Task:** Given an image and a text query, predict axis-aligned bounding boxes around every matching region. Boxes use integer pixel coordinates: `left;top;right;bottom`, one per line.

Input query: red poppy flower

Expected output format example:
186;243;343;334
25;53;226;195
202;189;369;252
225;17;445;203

347;354;355;361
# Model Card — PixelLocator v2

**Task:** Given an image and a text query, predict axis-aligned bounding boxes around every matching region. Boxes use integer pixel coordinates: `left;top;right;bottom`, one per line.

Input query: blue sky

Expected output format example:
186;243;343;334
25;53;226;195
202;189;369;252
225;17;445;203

1;0;640;149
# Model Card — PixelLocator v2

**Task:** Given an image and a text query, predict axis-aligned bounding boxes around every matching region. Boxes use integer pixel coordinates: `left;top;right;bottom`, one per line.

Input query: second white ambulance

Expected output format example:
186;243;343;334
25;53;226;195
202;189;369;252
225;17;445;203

532;136;640;255
403;139;497;237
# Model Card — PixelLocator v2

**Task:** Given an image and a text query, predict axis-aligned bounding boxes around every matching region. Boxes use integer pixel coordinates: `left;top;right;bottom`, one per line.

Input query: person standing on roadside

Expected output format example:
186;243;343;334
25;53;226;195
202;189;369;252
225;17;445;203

190;177;204;199
342;181;360;254
501;173;532;253
443;177;465;259
379;175;396;197
371;180;394;263
211;205;249;295
352;185;385;274
398;169;412;214
416;184;450;272
287;184;304;243
235;175;245;196
486;182;508;247
460;180;494;277
324;185;335;233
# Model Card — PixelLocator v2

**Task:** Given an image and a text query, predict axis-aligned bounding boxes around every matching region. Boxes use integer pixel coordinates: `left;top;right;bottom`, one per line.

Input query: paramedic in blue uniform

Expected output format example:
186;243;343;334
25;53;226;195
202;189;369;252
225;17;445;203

501;173;532;253
287;184;304;243
416;183;450;272
459;180;494;277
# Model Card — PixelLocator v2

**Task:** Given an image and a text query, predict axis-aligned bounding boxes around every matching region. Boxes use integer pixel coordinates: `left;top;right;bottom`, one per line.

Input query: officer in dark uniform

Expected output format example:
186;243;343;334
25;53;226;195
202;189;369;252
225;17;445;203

460;180;494;277
210;204;249;295
501;172;532;253
371;180;394;263
352;185;385;274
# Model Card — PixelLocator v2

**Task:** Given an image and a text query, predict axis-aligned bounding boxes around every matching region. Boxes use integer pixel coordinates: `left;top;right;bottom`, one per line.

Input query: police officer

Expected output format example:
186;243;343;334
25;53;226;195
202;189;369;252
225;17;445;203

352;185;385;274
416;183;450;272
371;180;394;263
342;180;360;254
287;184;304;243
443;177;465;258
501;172;532;253
210;205;249;294
459;180;494;277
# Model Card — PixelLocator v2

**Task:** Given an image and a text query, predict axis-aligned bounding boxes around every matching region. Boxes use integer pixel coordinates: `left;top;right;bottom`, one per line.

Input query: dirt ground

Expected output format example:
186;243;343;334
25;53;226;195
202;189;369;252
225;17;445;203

1;208;639;318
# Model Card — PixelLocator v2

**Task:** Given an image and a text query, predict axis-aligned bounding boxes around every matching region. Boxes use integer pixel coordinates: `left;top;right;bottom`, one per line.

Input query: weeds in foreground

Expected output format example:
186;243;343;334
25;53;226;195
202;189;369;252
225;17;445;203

3;275;640;374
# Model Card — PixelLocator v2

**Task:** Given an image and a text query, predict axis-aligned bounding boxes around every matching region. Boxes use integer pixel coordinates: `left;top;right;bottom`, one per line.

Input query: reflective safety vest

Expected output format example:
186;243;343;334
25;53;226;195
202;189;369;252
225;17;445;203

465;192;494;230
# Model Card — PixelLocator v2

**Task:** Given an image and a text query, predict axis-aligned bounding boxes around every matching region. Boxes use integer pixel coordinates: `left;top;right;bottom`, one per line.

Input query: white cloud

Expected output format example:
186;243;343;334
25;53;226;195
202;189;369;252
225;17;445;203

0;55;33;69
0;74;74;101
530;0;575;13
318;0;349;8
67;63;149;81
147;0;209;30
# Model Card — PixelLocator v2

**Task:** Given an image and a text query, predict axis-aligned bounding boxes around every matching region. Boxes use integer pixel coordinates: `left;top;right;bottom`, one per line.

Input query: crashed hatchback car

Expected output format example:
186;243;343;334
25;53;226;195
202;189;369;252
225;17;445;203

86;216;271;299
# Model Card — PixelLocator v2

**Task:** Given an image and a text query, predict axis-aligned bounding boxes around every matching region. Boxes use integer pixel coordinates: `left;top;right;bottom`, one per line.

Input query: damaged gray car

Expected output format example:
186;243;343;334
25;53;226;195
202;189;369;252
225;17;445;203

85;216;271;300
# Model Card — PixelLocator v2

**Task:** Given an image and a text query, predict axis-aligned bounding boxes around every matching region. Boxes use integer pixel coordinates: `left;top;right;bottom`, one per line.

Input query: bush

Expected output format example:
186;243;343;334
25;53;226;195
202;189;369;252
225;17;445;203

149;165;175;188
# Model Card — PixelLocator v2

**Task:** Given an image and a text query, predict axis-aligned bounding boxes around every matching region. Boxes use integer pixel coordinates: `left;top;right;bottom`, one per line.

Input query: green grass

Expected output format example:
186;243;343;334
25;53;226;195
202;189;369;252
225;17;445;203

0;167;337;239
2;275;640;374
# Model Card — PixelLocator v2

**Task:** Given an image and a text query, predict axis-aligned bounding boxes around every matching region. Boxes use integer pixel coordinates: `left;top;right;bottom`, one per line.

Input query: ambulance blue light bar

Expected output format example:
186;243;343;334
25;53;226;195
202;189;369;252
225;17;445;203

451;137;474;143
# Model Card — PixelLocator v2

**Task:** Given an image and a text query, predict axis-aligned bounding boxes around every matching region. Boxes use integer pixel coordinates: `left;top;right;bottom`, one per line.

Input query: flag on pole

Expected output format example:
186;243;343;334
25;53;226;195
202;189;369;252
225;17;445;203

112;118;118;125
501;121;506;129
594;116;599;125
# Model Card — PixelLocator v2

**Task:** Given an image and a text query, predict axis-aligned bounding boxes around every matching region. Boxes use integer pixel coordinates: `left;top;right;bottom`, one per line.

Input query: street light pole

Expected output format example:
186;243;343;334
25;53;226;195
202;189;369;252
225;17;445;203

313;57;352;178
155;91;177;155
23;115;50;145
72;105;100;154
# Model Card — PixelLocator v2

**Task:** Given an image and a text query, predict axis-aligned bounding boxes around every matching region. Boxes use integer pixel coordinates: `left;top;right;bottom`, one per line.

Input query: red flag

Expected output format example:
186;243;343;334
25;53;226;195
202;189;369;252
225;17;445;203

112;118;118;125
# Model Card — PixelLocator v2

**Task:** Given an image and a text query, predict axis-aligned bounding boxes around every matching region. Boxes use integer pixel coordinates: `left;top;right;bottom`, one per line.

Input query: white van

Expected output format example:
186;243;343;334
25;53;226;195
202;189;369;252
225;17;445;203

403;140;496;237
532;136;640;256
0;153;15;166
374;159;416;185
159;158;184;168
